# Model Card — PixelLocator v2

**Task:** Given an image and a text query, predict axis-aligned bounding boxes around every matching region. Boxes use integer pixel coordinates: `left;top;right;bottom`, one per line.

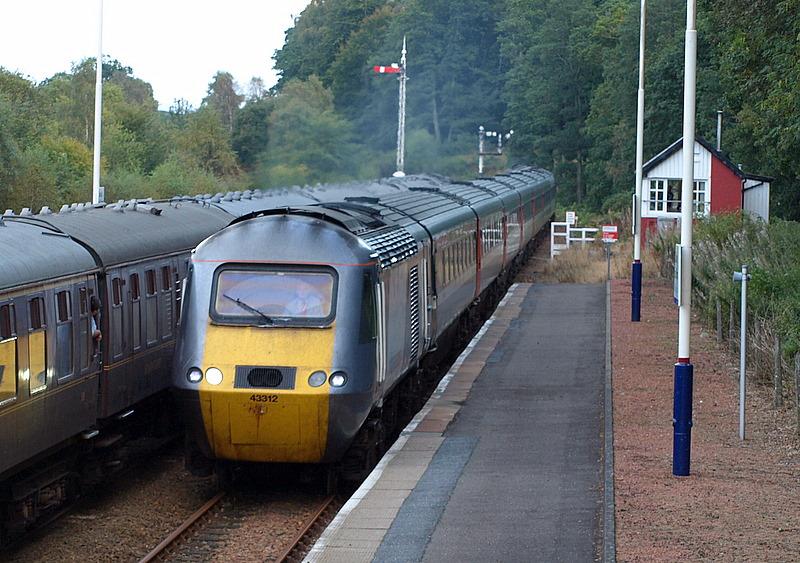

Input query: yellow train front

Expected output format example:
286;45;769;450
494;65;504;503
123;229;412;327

172;206;416;474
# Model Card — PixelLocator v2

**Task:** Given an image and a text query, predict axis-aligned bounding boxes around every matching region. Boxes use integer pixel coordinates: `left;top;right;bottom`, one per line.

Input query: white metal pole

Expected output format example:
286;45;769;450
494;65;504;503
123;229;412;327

92;0;104;204
678;0;696;363
672;0;697;477
393;36;407;178
631;0;646;322
739;264;748;440
633;0;646;263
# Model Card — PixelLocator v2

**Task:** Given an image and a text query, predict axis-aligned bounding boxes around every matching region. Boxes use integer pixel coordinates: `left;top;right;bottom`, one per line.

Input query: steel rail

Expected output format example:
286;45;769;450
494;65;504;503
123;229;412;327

275;495;336;563
138;491;226;563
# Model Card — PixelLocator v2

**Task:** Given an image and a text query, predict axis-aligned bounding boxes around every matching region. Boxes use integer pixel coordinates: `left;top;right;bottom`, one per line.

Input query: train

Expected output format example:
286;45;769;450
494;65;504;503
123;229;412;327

172;166;556;483
0;180;407;545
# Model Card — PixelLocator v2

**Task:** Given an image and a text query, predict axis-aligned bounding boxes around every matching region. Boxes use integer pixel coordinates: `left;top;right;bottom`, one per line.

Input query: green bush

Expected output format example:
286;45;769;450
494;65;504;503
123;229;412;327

655;213;800;356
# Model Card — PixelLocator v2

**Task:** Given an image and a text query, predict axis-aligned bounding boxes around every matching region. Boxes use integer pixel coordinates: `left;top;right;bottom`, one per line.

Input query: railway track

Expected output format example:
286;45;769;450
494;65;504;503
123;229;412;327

139;490;338;562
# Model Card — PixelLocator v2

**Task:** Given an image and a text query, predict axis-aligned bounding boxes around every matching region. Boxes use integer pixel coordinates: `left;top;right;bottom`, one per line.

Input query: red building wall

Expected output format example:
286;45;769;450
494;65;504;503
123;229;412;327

711;157;742;213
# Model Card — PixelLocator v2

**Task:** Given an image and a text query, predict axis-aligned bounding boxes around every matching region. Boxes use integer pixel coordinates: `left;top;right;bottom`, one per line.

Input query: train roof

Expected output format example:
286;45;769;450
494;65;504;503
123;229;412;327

35;201;232;267
0;217;97;291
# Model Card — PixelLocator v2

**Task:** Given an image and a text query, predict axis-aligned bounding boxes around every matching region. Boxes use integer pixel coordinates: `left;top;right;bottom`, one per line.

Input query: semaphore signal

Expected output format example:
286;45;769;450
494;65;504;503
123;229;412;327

373;37;407;177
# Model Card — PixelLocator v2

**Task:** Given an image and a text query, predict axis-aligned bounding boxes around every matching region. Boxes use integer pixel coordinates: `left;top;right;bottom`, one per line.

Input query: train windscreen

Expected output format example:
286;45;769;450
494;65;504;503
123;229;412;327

212;268;336;325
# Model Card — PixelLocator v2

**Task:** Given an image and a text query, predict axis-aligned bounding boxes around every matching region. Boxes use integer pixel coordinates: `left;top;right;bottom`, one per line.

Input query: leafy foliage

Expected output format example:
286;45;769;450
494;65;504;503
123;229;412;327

1;1;799;222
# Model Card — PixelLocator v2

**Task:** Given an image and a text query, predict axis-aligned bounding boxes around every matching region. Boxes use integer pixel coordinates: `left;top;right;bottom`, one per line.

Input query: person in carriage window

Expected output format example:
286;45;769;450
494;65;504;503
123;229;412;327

90;296;102;356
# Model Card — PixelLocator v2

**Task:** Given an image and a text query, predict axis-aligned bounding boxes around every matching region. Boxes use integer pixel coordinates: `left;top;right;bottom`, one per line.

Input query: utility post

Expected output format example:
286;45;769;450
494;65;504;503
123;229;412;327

733;265;751;440
631;0;646;322
92;0;105;205
672;0;697;477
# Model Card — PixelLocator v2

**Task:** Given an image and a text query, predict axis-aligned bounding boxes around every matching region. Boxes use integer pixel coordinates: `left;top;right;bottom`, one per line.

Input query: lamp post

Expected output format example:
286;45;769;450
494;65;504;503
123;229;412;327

91;0;104;204
631;0;646;322
672;0;697;477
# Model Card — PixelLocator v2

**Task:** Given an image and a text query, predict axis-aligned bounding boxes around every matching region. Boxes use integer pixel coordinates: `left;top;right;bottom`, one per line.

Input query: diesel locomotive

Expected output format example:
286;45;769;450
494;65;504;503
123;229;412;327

172;167;555;480
0;180;406;545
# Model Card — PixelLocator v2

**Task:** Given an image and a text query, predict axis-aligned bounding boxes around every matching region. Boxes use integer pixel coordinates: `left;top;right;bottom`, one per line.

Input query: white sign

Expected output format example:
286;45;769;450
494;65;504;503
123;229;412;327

601;225;619;243
565;211;576;226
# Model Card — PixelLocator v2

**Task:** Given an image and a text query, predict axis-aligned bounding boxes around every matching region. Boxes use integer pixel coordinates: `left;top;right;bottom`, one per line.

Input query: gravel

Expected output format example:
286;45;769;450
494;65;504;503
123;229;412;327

612;279;800;561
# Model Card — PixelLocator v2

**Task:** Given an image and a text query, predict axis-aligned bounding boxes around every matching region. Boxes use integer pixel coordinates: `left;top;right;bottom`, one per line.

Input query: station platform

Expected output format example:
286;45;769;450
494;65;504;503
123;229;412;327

306;282;612;563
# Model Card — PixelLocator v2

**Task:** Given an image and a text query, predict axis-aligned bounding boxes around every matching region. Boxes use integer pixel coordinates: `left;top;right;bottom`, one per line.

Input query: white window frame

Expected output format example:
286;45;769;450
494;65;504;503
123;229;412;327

648;178;709;216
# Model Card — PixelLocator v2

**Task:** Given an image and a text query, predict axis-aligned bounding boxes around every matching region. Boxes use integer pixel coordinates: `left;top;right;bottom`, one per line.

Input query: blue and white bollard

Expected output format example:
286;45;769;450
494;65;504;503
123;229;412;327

631;260;642;321
672;360;694;476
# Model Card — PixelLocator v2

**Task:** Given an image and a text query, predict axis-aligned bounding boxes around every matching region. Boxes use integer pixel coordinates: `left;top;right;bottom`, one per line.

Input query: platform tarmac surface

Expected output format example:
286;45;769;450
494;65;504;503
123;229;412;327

306;283;608;563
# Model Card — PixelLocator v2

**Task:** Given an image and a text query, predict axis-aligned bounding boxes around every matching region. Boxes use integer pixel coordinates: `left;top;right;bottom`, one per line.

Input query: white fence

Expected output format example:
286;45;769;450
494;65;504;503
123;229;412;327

550;222;599;260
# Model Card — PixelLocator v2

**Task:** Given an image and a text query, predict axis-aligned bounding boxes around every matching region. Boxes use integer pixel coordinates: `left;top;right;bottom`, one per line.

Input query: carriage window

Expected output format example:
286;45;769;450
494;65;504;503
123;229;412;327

359;274;377;343
130;274;142;351
161;266;173;339
146;270;157;296
29;297;45;330
0;304;14;340
145;269;158;345
131;274;141;301
55;291;74;380
28;297;47;394
0;304;17;405
112;278;123;306
78;288;92;370
110;279;125;358
212;268;336;324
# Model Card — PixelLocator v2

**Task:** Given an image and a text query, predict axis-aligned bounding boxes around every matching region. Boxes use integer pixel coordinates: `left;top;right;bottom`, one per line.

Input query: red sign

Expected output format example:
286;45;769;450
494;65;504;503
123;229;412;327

373;64;402;74
601;225;619;243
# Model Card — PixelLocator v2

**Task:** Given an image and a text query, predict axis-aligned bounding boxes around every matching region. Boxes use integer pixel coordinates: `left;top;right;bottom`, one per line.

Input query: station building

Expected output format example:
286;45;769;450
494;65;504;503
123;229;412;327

639;136;772;241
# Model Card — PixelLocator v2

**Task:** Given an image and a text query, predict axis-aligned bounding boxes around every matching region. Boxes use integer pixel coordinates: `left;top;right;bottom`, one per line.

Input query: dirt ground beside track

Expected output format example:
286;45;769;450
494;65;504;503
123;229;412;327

611;279;800;562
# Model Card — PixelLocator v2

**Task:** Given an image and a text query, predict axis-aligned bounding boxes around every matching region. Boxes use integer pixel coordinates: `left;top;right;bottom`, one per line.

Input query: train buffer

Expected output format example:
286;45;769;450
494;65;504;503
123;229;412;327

306;281;611;562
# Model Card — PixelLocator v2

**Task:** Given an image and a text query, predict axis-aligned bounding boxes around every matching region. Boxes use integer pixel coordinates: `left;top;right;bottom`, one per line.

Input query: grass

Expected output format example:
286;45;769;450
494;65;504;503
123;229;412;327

540;239;660;284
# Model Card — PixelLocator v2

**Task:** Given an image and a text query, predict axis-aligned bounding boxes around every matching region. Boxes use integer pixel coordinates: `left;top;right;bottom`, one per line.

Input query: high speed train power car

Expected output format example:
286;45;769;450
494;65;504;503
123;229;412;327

172;167;555;480
0;180;408;544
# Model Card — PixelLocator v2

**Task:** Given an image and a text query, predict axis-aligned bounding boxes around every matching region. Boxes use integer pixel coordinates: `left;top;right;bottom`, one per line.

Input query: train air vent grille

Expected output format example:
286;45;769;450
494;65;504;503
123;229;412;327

363;227;418;269
408;266;420;362
234;366;296;389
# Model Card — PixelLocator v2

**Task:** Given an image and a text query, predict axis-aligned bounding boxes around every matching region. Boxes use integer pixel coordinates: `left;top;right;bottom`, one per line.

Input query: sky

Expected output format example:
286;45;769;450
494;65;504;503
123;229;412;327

0;0;311;110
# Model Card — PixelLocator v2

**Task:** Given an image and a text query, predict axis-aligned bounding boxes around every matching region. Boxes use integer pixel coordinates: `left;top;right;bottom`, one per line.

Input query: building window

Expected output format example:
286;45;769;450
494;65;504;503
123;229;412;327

650;178;708;214
694;180;707;215
649;179;665;212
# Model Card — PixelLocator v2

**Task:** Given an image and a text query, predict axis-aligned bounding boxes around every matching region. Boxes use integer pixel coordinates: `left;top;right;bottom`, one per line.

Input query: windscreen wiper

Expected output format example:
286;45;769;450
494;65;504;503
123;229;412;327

222;293;274;325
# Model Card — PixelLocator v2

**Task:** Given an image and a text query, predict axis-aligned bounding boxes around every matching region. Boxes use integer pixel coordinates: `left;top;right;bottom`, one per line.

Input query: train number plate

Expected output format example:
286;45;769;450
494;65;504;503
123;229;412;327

250;394;279;403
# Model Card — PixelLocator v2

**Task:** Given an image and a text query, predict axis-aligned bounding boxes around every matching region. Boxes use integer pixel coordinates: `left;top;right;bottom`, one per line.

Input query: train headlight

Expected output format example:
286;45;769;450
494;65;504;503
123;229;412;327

329;371;347;388
308;371;327;387
187;367;203;383
205;367;223;386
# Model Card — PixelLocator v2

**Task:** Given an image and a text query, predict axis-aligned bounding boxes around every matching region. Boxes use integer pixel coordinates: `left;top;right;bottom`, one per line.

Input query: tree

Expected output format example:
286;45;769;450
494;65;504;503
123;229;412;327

256;77;359;186
232;96;274;170
273;0;390;88
201;71;243;135
500;0;601;204
177;108;239;177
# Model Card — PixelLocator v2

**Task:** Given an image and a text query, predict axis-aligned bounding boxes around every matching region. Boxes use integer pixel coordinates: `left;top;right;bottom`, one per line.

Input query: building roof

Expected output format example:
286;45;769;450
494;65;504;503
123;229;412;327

642;136;774;182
